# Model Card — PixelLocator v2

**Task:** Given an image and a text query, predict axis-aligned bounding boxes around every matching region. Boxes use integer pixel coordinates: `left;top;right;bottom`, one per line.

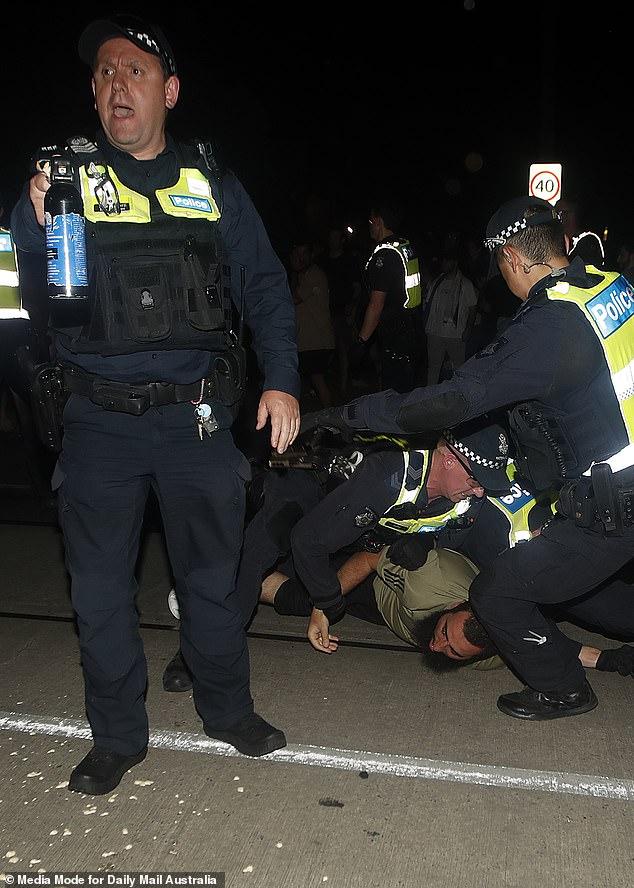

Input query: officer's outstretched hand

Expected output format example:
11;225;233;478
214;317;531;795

308;608;339;654
387;533;436;570
257;390;300;455
300;407;356;442
596;645;634;677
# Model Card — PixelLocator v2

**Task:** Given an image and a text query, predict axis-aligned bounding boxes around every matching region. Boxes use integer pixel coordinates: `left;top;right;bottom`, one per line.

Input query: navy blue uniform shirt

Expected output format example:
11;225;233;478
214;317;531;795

342;259;628;477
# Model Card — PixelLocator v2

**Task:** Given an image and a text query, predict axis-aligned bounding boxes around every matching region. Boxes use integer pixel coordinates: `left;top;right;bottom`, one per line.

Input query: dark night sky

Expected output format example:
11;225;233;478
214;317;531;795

5;1;633;260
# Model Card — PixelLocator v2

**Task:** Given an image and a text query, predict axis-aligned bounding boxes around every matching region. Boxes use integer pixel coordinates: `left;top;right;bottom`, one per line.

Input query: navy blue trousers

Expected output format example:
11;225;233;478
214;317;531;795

56;394;253;755
470;513;634;696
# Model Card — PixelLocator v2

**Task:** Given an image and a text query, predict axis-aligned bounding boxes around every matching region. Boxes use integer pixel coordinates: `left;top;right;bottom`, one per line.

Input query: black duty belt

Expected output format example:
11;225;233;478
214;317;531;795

62;366;214;416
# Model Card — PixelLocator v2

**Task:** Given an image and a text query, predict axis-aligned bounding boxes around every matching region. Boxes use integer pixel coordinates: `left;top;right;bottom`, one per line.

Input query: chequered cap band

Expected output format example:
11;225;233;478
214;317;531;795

483;218;529;252
444;429;508;469
125;28;176;75
484;208;561;253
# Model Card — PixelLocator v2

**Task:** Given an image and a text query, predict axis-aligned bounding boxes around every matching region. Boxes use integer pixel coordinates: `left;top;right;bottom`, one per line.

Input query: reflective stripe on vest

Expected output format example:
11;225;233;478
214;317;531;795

585;442;634;475
78;166;221;223
366;238;421;308
0;228;27;319
546;269;634;470
485;464;555;547
571;232;605;262
378;449;473;533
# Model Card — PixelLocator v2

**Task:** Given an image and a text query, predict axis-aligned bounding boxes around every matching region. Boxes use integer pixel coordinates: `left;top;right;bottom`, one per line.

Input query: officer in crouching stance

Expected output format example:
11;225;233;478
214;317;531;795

303;196;634;721
11;15;300;794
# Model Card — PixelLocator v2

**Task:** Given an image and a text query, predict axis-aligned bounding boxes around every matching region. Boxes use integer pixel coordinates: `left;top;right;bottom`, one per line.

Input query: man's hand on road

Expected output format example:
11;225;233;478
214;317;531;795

308;608;339;654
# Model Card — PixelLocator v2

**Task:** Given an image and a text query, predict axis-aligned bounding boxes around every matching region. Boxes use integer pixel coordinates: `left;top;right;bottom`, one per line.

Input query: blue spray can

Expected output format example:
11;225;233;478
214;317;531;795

44;155;88;299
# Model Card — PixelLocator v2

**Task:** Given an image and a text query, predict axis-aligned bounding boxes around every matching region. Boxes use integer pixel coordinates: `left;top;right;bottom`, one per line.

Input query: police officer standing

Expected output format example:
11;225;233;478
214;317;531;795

354;201;422;392
11;15;300;794
303;196;634;721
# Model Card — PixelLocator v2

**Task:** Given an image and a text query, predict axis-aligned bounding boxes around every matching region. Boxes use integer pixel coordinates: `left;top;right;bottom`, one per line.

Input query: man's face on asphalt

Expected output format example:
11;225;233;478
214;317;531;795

428;607;483;661
92;37;180;160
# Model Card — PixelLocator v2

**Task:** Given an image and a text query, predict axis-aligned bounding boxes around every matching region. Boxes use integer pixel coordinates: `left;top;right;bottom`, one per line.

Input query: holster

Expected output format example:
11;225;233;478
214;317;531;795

591;463;621;534
556;463;633;536
212;345;246;414
16;346;67;453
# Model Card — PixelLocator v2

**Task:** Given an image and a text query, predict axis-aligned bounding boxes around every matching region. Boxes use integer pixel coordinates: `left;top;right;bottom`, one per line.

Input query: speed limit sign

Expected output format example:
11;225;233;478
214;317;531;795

529;163;562;204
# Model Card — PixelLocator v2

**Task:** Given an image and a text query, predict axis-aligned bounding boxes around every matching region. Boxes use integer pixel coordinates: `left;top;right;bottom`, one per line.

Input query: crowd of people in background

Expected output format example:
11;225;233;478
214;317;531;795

274;195;629;417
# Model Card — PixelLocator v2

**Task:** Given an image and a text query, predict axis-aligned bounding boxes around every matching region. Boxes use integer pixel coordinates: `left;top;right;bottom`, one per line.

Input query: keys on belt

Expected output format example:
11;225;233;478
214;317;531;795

194;402;219;439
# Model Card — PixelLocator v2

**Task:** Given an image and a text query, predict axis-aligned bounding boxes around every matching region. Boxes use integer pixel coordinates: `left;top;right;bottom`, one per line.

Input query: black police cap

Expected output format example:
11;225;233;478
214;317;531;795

483;196;562;279
484;196;560;253
78;14;177;76
443;417;512;494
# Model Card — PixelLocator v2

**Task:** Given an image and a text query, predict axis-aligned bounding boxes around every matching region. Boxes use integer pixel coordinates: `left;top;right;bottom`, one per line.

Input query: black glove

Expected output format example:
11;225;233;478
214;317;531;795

596;645;634;676
300;407;355;442
386;534;436;571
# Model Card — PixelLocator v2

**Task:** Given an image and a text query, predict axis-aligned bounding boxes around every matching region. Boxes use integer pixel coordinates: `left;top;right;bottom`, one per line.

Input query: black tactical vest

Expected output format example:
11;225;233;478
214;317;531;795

52;140;234;357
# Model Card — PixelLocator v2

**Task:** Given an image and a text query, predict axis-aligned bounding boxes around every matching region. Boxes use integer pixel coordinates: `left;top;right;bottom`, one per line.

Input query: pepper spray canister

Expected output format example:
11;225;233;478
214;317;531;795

44;155;88;299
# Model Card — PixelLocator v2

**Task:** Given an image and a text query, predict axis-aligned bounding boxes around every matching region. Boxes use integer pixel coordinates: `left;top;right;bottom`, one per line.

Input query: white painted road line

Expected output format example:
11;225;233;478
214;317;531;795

2;710;633;802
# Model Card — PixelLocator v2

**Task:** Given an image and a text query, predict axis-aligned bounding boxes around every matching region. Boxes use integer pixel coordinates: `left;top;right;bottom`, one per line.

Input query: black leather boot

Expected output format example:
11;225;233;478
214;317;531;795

497;679;598;721
204;713;286;757
68;745;147;795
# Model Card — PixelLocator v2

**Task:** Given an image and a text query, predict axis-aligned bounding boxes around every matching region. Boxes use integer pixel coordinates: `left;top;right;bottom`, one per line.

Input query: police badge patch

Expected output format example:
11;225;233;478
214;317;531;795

354;506;379;527
475;336;508;358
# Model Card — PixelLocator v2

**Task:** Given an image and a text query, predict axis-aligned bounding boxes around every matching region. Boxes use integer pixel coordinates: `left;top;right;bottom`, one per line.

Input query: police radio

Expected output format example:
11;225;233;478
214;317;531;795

44;153;89;300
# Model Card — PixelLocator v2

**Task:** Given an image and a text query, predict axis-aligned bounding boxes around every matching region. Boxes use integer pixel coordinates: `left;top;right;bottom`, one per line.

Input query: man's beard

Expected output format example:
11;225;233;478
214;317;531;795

411;613;472;673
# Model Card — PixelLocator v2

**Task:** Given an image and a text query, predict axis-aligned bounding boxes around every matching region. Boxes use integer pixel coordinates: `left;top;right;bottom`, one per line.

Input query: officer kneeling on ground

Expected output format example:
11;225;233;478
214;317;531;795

11;15;300;795
302;196;634;721
162;416;513;689
168;477;634;683
246;461;634;680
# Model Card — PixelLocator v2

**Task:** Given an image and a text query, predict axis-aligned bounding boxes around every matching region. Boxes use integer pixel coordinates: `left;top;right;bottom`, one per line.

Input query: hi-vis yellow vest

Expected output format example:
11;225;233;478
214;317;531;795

379;448;474;534
486;464;556;548
0;228;27;320
77;165;221;224
366;238;422;308
546;268;634;473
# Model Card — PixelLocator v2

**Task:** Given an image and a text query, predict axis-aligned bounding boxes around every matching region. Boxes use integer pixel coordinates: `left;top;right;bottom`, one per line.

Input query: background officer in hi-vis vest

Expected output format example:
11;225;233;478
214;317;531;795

11;14;300;794
354;200;422;393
